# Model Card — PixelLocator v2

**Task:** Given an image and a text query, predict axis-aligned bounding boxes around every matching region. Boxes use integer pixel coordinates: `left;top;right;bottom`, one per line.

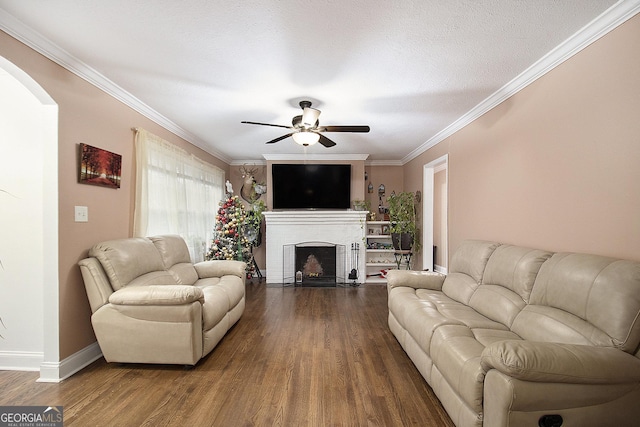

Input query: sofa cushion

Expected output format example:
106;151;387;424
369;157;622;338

469;245;552;328
442;240;500;304
513;253;640;352
471;328;522;347
482;245;553;303
127;271;178;288
162;262;198;285
90;237;172;290
150;235;192;266
199;285;230;330
391;286;509;358
150;235;199;285
398;290;466;355
196;275;245;331
201;275;246;309
430;324;486;413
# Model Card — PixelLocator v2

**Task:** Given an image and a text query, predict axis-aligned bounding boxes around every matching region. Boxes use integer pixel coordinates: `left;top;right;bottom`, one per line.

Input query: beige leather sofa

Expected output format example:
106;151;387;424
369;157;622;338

387;240;640;427
78;235;246;365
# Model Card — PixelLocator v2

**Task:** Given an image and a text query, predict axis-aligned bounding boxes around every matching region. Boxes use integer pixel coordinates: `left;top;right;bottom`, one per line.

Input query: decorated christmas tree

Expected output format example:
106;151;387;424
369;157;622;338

205;192;251;263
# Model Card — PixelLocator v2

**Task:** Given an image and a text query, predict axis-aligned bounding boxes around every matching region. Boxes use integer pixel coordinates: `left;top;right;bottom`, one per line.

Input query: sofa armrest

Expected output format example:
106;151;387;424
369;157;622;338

481;340;640;384
194;260;246;279
109;285;204;306
386;269;445;291
79;257;114;313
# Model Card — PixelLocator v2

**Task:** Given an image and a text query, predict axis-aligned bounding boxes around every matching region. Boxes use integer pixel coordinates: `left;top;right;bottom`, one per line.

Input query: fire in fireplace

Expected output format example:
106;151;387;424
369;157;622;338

282;242;346;286
295;245;337;286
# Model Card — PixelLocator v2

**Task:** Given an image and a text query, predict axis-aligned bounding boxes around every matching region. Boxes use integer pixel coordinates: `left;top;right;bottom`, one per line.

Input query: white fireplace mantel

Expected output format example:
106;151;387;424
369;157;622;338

263;211;367;284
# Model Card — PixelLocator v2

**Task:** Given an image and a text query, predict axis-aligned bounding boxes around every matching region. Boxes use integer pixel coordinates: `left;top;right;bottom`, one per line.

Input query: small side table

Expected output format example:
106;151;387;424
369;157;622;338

394;250;412;270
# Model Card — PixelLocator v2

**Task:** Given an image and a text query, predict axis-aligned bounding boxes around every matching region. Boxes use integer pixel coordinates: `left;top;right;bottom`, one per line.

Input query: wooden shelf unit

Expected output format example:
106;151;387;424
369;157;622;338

364;221;395;284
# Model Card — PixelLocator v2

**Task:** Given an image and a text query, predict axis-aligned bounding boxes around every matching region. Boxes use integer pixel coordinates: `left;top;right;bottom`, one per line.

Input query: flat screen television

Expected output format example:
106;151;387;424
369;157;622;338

272;164;351;210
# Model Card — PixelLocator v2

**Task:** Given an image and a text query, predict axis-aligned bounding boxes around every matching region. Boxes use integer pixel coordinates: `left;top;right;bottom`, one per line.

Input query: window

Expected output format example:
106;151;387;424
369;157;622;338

133;129;224;261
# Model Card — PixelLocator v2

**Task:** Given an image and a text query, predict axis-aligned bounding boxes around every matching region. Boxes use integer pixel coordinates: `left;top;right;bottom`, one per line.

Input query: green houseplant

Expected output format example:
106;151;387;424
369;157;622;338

352;199;371;212
387;191;419;252
243;199;266;247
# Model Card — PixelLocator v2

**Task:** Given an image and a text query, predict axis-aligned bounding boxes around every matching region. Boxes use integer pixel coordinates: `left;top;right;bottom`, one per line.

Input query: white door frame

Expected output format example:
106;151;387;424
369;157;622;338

422;154;448;272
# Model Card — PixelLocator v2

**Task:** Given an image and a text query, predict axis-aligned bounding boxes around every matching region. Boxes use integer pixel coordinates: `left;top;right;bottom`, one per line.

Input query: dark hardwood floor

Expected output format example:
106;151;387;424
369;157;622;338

0;282;454;426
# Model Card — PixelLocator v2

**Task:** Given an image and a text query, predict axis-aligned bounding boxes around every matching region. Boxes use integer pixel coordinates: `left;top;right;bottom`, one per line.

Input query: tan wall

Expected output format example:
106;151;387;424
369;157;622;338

404;14;640;263
364;165;403;221
0;31;230;359
403;142;448;271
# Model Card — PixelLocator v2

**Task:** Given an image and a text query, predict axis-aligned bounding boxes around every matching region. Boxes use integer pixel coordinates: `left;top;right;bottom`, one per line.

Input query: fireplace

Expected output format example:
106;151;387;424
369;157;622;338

263;211;367;284
284;242;346;286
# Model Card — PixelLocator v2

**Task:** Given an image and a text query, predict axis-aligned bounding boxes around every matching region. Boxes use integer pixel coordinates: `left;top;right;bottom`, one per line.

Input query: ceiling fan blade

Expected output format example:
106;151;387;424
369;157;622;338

318;134;337;148
318;125;370;133
241;121;293;130
265;133;294;144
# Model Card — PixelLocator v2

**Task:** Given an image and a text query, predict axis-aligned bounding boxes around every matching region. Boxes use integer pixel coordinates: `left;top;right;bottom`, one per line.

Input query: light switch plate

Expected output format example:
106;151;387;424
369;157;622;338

74;206;88;222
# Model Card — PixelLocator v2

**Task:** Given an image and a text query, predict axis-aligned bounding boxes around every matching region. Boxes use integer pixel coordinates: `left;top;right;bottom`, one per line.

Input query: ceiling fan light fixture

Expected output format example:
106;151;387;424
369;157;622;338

242;100;369;148
301;107;321;127
292;131;320;146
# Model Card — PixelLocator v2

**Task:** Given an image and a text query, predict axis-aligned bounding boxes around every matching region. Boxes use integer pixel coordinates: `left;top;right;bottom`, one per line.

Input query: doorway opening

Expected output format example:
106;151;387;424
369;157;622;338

423;154;448;273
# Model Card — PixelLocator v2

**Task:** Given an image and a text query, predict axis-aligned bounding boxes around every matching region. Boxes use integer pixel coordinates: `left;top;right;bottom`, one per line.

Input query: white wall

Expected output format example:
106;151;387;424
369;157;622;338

0;65;51;370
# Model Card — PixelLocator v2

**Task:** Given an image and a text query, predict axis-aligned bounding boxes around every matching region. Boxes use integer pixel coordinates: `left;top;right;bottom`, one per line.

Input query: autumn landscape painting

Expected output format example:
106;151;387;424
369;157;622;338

79;143;122;189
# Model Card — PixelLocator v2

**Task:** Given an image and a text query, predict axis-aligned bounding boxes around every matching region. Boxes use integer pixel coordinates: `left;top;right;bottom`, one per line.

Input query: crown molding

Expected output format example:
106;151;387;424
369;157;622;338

262;154;369;161
229;159;267;166
0;9;233;165
231;157;402;166
401;0;640;165
366;160;403;167
232;157;403;166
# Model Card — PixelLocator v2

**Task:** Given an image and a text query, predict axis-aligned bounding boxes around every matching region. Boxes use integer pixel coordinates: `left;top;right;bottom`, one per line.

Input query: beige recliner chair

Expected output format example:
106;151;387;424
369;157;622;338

78;235;246;365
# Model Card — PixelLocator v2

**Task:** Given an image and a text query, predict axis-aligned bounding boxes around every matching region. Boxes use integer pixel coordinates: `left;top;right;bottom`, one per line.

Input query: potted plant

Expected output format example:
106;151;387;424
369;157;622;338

352;199;371;212
243;199;266;247
387;191;419;252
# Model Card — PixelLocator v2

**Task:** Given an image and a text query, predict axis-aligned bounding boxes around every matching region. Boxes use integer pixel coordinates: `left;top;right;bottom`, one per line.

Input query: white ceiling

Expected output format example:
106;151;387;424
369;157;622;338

1;1;634;164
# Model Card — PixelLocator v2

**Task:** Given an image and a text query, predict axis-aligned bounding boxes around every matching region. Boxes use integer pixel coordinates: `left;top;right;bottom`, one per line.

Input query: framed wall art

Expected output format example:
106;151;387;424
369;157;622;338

78;143;122;189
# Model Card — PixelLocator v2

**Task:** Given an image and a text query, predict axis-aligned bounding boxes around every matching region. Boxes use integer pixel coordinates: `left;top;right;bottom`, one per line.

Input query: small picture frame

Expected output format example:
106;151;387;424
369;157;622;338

79;143;122;189
381;225;390;235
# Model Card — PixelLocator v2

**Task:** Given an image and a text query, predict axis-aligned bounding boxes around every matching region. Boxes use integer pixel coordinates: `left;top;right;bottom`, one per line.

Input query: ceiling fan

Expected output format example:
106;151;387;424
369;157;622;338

241;100;370;147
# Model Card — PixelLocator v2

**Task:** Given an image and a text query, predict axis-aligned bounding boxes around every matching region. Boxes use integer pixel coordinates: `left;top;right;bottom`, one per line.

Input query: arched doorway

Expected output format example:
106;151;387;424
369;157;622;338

0;55;59;380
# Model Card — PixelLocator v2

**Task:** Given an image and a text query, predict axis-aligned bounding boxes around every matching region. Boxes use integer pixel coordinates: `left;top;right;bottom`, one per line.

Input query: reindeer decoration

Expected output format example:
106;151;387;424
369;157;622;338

239;165;265;203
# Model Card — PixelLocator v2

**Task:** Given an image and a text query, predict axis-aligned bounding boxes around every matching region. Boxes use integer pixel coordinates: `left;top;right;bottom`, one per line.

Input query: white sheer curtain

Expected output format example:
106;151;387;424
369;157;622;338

134;129;225;262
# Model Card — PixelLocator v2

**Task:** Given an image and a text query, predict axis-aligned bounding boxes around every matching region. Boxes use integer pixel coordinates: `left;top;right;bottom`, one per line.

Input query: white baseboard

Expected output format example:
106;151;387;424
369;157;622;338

434;264;448;275
0;350;43;371
37;342;103;383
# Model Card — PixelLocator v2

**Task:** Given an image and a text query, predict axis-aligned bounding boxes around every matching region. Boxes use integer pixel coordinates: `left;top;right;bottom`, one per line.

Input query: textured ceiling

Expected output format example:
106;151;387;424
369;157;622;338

0;0;629;163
